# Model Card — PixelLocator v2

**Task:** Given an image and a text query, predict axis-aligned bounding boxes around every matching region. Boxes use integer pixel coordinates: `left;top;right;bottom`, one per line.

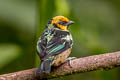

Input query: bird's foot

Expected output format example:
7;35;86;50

66;57;76;61
66;57;76;68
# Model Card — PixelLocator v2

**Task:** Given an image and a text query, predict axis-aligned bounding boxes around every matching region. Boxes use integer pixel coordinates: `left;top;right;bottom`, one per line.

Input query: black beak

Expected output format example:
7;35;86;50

66;21;74;26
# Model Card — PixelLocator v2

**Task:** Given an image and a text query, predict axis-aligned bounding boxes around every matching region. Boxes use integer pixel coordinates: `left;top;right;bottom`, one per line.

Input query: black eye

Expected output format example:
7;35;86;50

58;21;67;25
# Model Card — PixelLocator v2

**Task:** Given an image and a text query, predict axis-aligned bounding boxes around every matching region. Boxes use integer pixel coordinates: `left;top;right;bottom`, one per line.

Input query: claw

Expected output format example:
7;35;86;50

66;57;76;68
66;57;76;61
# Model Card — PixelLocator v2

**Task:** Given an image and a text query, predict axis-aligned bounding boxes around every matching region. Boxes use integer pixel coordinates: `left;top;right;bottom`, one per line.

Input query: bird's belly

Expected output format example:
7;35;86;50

52;48;71;66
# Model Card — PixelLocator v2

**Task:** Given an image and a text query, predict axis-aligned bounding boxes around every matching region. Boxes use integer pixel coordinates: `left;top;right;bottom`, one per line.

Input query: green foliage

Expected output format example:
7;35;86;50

0;44;21;69
0;0;36;74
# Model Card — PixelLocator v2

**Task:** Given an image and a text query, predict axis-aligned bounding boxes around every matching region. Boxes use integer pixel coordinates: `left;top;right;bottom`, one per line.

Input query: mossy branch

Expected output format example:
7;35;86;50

0;51;120;80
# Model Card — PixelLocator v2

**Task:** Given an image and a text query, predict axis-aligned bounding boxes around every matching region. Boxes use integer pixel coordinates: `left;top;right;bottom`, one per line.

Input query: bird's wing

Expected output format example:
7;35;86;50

37;29;73;59
37;29;48;58
46;30;73;55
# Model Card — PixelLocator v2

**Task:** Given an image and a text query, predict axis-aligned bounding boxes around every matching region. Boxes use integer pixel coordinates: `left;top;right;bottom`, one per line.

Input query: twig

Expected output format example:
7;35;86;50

0;51;120;80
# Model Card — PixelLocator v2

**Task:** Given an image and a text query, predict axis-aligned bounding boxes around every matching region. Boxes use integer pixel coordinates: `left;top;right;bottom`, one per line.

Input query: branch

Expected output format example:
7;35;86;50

0;51;120;80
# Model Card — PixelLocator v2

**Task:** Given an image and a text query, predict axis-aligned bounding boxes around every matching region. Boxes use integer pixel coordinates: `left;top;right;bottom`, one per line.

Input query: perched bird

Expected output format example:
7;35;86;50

36;16;74;74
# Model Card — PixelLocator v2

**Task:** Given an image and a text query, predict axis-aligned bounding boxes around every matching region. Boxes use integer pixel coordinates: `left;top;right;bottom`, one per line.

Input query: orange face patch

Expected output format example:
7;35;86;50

56;24;67;31
51;16;70;31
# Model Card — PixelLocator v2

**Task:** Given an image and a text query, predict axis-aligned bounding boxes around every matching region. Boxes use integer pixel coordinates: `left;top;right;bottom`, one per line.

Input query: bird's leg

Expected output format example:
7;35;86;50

66;57;76;68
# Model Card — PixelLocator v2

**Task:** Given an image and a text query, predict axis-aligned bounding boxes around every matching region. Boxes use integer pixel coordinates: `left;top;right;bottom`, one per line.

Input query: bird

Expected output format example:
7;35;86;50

36;16;74;74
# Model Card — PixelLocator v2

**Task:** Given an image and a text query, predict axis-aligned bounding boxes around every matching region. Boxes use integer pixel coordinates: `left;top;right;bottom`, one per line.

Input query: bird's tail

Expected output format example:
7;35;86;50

36;58;54;74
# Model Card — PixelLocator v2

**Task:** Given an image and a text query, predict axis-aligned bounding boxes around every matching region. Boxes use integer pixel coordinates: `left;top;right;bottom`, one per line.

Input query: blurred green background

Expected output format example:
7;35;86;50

0;0;120;80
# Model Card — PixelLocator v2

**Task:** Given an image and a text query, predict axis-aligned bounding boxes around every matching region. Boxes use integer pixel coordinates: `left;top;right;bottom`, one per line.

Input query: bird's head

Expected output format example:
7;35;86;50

48;16;74;31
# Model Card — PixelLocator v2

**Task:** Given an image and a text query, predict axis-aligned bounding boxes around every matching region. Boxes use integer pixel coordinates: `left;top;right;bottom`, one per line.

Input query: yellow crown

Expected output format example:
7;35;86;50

51;16;70;31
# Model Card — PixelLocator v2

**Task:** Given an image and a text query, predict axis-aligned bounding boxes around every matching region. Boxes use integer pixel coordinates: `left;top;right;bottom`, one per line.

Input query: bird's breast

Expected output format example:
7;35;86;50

52;48;71;66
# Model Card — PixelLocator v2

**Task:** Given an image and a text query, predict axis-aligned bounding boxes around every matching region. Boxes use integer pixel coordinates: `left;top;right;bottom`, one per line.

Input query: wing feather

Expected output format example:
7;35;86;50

37;28;73;59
